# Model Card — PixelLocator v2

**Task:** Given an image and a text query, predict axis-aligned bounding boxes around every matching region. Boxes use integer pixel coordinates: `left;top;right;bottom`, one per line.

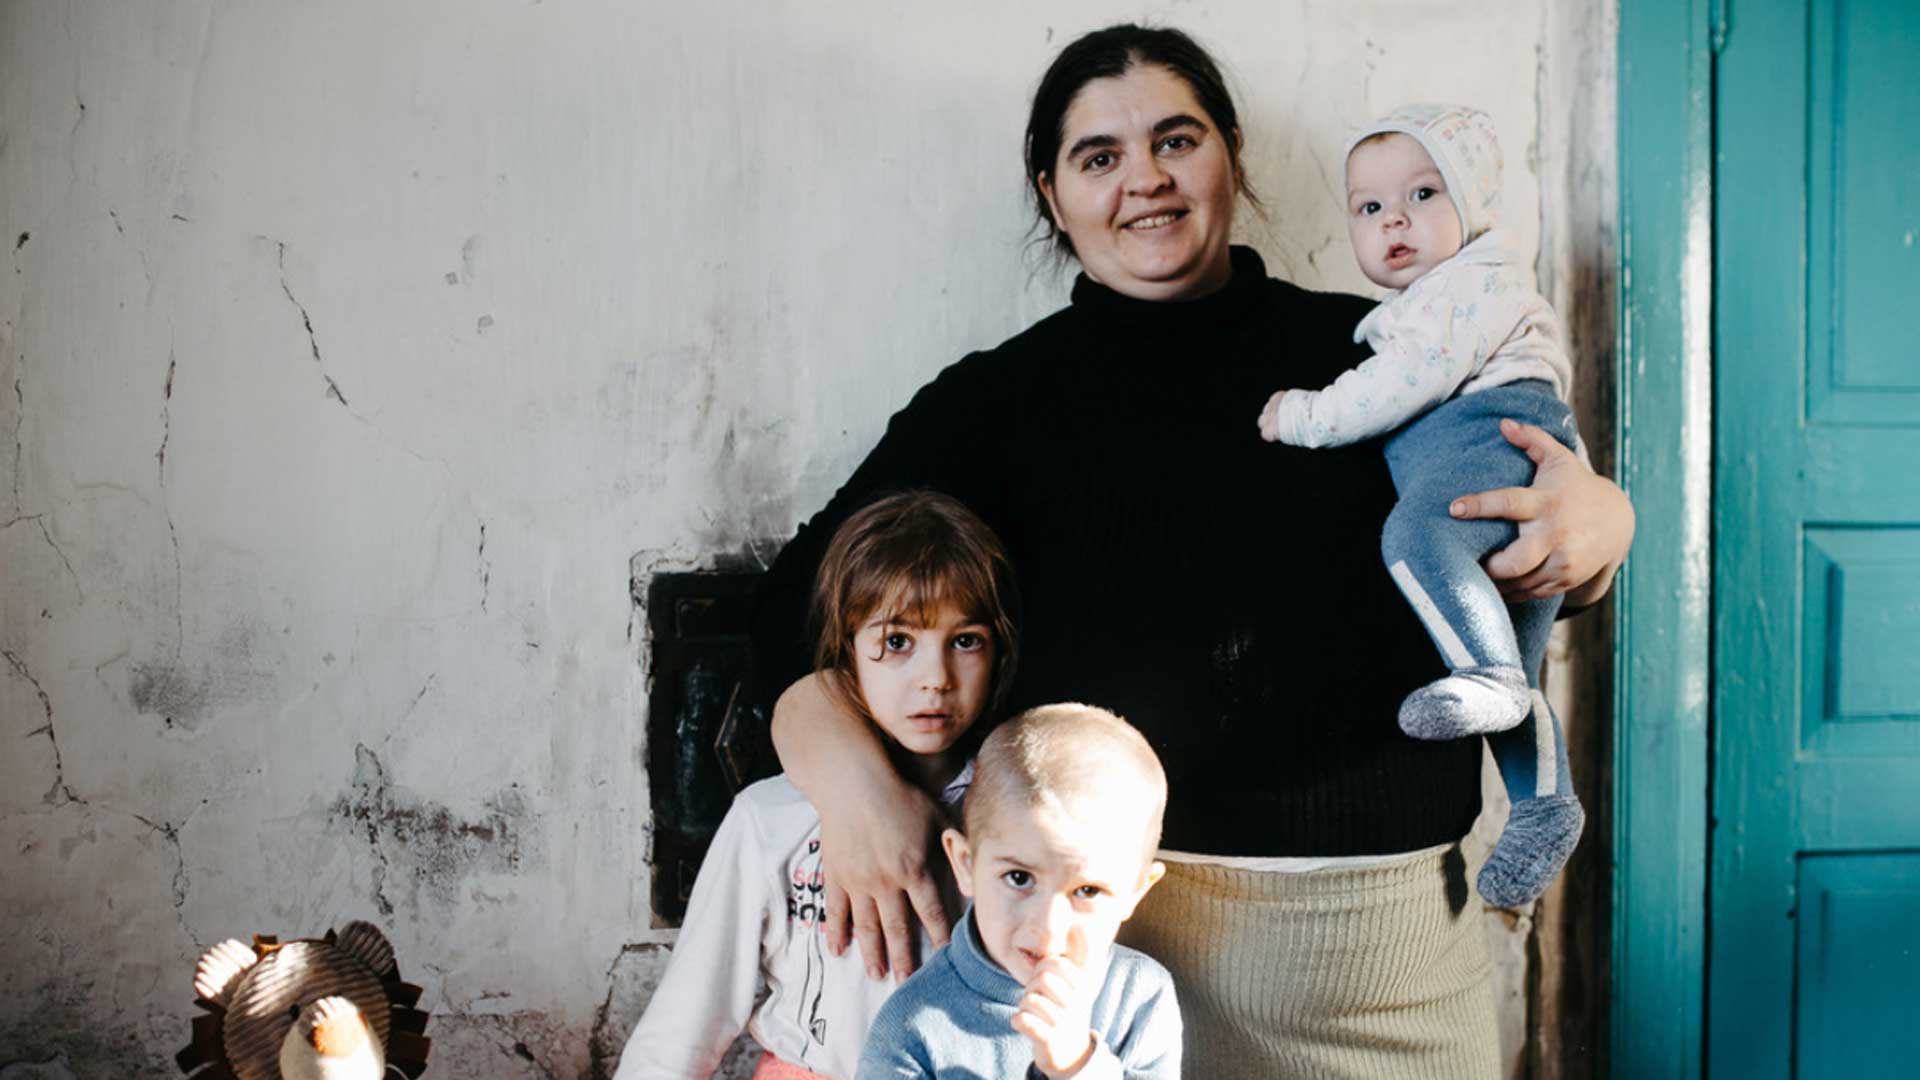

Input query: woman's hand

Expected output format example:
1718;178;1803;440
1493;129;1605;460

816;774;949;982
770;674;950;981
1449;418;1635;606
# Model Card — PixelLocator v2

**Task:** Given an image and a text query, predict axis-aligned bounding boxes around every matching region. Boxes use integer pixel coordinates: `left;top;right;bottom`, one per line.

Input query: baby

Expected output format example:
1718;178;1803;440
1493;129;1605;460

1257;104;1584;907
858;703;1179;1080
615;491;1020;1080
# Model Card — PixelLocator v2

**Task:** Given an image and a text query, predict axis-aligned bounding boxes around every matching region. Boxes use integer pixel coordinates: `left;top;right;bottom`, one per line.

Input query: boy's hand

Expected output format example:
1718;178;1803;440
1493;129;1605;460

1257;390;1294;442
1011;927;1099;1079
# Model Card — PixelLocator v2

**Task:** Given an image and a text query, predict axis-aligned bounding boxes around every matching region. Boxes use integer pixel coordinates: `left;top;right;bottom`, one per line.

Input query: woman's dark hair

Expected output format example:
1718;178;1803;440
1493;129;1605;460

1024;24;1261;258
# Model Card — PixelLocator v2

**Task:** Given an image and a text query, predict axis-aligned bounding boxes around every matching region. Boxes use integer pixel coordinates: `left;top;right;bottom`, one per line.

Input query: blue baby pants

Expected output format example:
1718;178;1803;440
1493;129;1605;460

1381;379;1579;809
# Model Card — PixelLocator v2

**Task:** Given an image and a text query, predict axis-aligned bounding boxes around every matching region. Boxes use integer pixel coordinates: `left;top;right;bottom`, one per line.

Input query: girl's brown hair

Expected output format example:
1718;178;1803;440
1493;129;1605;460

810;491;1021;728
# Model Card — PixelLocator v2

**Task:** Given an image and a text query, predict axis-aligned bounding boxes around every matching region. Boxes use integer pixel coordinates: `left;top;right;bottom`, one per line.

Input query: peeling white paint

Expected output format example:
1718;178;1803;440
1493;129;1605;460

1;2;1609;1076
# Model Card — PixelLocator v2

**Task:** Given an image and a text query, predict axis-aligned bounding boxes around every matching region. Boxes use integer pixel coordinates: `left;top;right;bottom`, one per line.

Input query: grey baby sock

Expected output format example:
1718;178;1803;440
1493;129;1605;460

1475;794;1585;908
1397;664;1531;739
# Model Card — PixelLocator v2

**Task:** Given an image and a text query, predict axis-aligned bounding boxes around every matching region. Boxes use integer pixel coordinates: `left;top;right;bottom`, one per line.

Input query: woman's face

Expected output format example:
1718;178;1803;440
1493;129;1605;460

1038;64;1239;302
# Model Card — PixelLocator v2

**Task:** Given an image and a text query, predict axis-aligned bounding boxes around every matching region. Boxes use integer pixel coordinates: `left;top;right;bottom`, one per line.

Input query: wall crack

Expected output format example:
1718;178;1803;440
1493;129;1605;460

477;522;490;612
132;815;189;910
156;348;183;658
347;745;398;918
156;349;175;476
107;209;154;295
127;805;205;950
4;648;79;805
273;241;352;408
2;513;82;602
588;942;665;1079
12;370;25;516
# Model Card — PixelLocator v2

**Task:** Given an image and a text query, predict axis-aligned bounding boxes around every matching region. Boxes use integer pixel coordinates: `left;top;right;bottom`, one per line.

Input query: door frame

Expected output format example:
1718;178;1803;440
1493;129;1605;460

1611;0;1714;1076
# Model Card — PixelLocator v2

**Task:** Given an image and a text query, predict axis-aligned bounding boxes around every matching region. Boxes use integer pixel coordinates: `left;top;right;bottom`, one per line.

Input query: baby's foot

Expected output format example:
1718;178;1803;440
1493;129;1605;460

1397;665;1530;739
1475;794;1585;908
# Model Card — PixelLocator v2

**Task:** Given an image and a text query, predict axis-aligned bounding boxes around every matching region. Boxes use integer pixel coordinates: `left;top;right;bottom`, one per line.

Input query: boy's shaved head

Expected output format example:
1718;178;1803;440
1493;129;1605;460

963;703;1168;861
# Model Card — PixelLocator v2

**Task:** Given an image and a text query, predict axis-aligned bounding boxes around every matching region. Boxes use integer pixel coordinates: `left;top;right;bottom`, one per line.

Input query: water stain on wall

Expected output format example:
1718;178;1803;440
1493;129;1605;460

328;744;537;917
127;623;274;731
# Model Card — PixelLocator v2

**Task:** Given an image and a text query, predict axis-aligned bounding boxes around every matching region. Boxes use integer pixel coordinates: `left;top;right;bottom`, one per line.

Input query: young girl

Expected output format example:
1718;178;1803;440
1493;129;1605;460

614;491;1020;1080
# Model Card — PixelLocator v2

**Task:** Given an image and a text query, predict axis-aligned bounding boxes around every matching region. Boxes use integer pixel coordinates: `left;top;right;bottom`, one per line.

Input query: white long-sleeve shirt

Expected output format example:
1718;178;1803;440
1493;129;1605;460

1269;230;1572;449
614;772;965;1080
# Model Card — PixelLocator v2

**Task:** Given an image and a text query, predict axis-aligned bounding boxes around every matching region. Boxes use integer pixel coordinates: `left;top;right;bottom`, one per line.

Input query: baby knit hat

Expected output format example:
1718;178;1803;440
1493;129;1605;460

1343;104;1503;243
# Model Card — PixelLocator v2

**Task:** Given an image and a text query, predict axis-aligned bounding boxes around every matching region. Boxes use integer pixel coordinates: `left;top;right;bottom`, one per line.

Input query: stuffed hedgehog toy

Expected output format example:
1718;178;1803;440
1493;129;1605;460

177;920;431;1079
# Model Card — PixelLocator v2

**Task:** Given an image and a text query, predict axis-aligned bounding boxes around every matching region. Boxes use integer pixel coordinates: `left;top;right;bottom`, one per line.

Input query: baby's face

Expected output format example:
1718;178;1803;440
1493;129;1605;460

1345;133;1465;290
942;794;1164;985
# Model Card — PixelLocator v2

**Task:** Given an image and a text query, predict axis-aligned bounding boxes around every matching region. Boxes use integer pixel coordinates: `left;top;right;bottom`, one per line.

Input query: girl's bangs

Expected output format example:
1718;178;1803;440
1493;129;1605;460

861;556;996;630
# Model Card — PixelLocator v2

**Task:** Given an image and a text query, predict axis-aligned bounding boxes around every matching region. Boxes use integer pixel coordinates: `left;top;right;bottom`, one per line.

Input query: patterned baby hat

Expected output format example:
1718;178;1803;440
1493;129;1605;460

1343;104;1503;243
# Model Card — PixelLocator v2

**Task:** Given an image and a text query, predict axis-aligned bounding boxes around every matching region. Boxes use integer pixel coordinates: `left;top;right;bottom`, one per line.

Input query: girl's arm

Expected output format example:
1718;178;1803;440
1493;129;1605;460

771;674;949;981
1450;418;1636;605
612;795;769;1079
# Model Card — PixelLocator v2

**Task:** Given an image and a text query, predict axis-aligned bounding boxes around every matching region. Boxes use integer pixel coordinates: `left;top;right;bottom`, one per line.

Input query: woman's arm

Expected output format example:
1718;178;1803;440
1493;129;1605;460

771;674;949;981
1449;418;1635;605
748;352;1009;978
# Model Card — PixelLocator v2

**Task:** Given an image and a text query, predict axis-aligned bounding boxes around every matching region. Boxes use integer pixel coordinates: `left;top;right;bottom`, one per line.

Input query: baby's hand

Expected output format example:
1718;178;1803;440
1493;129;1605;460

1258;390;1294;442
1010;927;1099;1079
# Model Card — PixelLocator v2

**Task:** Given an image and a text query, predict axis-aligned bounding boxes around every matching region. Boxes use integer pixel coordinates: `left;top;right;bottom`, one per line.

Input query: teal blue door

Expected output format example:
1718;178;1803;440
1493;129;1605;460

1712;0;1920;1075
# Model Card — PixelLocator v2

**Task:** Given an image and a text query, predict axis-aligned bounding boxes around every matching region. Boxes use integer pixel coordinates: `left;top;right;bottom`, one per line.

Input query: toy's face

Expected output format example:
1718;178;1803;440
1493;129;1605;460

279;996;383;1077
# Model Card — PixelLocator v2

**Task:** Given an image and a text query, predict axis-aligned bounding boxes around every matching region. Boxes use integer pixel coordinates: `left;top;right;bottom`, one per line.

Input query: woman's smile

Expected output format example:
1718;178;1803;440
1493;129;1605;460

1038;64;1238;302
1121;209;1186;231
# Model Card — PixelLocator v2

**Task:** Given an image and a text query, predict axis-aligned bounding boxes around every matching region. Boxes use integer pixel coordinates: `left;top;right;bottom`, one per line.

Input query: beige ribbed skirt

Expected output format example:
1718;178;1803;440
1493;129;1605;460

1117;845;1499;1078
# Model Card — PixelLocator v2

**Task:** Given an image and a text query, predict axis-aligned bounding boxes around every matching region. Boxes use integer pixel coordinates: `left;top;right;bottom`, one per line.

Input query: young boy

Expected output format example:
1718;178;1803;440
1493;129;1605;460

1256;103;1585;908
857;704;1179;1080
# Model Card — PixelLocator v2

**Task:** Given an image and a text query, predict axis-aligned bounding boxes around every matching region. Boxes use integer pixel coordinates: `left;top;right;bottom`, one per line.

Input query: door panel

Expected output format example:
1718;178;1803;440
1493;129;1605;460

1806;0;1920;423
1800;528;1920;753
1712;0;1920;1075
1794;855;1920;1077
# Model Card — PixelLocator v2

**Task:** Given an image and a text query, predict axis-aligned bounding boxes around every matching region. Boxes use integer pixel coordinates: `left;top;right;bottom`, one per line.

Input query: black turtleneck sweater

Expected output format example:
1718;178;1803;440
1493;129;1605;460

749;247;1479;856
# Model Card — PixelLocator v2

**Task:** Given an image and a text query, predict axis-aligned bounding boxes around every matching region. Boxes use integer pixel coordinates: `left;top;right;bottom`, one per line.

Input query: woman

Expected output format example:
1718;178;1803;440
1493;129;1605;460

749;24;1632;1075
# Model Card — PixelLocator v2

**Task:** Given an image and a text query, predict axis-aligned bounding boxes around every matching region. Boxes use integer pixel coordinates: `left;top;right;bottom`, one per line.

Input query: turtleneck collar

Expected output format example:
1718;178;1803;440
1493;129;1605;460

946;909;1024;1004
1068;245;1270;327
946;907;1115;1006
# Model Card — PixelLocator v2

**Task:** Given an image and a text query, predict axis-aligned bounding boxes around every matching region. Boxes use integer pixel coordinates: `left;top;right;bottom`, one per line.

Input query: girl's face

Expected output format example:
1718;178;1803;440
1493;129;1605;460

1037;64;1239;302
853;601;994;760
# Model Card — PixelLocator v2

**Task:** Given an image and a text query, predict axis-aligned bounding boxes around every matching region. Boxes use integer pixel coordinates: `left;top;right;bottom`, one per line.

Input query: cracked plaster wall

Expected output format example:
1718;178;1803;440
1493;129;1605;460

0;2;1612;1076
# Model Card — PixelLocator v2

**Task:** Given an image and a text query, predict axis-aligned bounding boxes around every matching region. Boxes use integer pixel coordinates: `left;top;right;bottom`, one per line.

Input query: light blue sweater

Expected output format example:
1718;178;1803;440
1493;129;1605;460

856;909;1181;1080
